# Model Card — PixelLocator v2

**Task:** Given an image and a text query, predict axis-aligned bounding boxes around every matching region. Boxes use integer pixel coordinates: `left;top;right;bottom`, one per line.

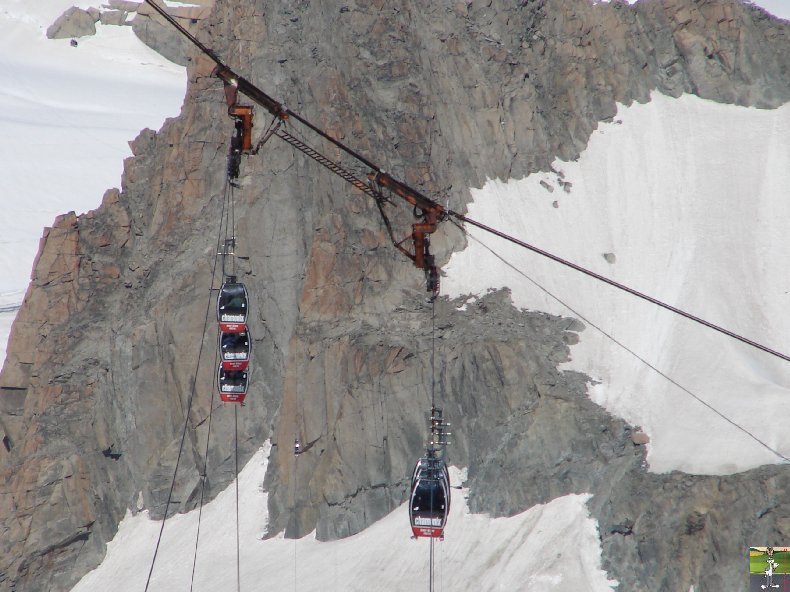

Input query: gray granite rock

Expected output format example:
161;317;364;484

46;7;96;39
100;10;128;27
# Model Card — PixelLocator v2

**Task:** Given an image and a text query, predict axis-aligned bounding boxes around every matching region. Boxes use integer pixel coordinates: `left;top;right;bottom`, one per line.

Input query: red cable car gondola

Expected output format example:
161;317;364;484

217;280;248;332
219;328;251;371
408;455;450;538
217;365;248;403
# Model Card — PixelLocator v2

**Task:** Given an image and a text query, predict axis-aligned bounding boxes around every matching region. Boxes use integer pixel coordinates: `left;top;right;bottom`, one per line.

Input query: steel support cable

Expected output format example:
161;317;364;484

252;115;283;155
189;176;234;590
431;297;436;410
448;211;790;366
230;183;237;277
429;538;435;592
292;454;299;591
189;342;220;591
142;0;386;180
449;218;790;464
144;175;230;592
223;183;233;276
214;62;790;372
235;405;241;592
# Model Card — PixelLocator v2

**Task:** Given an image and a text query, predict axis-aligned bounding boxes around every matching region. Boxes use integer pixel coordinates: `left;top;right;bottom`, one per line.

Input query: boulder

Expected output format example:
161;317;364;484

46;7;97;39
100;10;129;27
108;0;142;11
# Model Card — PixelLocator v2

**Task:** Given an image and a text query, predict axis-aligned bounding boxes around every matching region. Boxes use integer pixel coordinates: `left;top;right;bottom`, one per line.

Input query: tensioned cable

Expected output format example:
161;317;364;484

448;212;790;366
189;176;232;590
142;0;790;369
431;297;436;410
189;346;220;591
230;182;237;278
222;184;233;277
144;173;229;592
235;405;242;592
450;218;790;464
429;538;435;592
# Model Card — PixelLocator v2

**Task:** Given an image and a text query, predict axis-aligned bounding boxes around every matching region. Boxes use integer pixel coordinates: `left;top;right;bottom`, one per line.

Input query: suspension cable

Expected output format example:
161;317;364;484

142;0;790;369
187;175;233;589
143;172;228;592
450;218;790;464
431;297;436;411
189;345;220;591
448;211;790;365
429;538;435;592
235;405;241;592
231;183;237;277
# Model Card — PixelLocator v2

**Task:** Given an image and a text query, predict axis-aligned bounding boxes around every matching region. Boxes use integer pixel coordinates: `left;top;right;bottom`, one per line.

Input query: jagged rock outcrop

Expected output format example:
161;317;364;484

46;8;97;39
133;1;216;66
1;0;790;590
45;1;216;66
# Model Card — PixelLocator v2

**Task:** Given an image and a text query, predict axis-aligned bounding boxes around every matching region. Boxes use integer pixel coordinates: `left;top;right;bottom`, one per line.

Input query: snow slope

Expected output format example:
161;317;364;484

0;0;186;363
444;93;790;475
72;442;617;592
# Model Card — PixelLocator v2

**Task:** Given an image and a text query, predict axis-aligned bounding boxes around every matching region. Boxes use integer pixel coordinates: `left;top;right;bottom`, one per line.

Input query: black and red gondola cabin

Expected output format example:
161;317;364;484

217;281;248;332
219;329;251;371
218;365;248;403
409;456;450;538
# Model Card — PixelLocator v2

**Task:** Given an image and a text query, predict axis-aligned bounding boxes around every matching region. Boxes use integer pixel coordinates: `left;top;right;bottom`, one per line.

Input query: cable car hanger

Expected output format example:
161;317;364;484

142;0;790;365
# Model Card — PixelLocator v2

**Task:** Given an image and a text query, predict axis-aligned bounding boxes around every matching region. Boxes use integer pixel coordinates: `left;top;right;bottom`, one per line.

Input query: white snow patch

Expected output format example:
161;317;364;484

163;1;203;7
0;4;186;365
744;0;790;20
72;442;617;592
444;92;790;475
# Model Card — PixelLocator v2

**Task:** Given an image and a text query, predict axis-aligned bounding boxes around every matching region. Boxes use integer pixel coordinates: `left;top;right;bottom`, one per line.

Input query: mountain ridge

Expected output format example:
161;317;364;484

1;0;790;590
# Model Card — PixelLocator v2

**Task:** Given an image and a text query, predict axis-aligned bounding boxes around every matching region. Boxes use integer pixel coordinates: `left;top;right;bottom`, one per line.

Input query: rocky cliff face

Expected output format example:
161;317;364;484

1;0;789;590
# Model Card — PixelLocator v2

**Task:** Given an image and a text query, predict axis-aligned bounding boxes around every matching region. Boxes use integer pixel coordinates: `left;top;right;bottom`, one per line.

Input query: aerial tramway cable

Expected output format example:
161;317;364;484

449;218;790;465
144;0;790;369
222;127;245;591
447;212;790;366
189;330;220;591
235;405;242;592
143;166;230;592
141;4;790;581
189;175;233;591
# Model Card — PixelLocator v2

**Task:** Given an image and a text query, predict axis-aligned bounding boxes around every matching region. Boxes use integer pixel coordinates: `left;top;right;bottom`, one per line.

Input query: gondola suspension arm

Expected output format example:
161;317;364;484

142;0;790;366
143;0;445;291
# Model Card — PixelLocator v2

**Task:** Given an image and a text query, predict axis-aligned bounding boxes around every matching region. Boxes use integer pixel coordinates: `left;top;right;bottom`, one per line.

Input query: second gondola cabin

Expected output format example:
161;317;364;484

219;328;251;371
409;456;451;538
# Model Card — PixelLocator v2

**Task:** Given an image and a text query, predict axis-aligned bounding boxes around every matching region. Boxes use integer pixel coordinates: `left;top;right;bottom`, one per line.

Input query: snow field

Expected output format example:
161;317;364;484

0;0;186;363
443;93;790;474
72;442;617;592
